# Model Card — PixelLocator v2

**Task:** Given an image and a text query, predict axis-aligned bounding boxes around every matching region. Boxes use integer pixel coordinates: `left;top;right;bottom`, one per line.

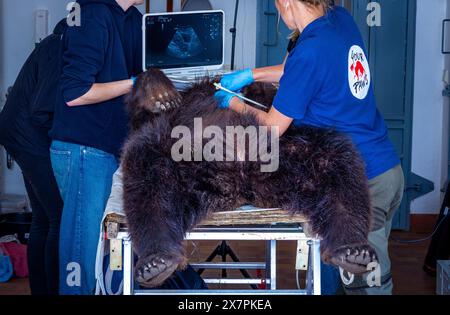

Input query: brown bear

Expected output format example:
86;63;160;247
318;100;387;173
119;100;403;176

121;68;377;288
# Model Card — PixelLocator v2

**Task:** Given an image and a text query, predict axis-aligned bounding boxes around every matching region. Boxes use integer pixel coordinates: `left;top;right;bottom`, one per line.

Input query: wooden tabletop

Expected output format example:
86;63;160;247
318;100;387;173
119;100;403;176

105;208;307;227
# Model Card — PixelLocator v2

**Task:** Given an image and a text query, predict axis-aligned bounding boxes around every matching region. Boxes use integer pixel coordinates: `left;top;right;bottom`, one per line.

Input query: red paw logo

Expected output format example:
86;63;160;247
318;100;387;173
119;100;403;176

348;45;371;100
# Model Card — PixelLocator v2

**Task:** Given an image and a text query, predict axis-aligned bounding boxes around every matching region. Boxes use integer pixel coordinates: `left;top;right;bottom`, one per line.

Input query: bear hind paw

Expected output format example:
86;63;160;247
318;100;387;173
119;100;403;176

329;244;378;275
135;254;183;288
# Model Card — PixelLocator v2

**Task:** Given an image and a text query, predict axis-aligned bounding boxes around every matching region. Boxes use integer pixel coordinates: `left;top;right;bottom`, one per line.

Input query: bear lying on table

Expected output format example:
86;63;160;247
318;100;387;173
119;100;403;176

121;68;377;288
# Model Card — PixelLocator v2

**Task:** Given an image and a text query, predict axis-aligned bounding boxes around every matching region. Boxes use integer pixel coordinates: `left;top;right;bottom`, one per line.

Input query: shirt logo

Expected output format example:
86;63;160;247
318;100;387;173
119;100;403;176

348;45;371;100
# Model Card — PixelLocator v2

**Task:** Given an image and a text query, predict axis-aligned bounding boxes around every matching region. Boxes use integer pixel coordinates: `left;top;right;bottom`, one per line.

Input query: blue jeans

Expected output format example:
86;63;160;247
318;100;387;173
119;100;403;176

321;262;341;295
50;140;119;295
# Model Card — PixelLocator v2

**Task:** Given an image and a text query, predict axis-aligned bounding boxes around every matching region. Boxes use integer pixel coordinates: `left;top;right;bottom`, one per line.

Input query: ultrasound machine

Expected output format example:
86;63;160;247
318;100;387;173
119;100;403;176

142;10;228;88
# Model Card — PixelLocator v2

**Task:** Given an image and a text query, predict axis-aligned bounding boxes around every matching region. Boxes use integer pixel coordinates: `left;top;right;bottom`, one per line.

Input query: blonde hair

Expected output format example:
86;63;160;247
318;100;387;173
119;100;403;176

296;0;333;9
284;0;333;40
289;0;333;38
289;29;301;40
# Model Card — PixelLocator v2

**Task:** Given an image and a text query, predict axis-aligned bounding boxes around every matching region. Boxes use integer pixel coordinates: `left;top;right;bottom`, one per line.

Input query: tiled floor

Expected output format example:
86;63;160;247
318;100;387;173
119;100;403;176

0;229;437;295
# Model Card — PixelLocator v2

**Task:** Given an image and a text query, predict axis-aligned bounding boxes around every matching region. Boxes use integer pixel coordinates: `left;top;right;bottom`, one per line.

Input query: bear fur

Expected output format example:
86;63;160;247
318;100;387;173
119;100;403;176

121;68;377;288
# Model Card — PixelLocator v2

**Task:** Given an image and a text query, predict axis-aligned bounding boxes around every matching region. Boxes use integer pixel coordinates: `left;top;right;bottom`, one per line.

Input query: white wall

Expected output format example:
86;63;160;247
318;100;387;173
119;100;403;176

411;0;449;214
0;1;4;110
0;0;71;196
0;0;258;196
0;1;5;194
209;0;258;69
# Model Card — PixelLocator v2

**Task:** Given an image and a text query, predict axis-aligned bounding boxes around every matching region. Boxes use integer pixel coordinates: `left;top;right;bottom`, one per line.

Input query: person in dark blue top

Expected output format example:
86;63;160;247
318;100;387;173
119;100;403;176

48;0;143;295
216;0;404;295
0;19;67;295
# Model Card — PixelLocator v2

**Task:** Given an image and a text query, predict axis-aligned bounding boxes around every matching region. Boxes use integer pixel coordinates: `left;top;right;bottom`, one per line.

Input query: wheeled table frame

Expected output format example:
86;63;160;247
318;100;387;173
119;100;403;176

115;224;321;295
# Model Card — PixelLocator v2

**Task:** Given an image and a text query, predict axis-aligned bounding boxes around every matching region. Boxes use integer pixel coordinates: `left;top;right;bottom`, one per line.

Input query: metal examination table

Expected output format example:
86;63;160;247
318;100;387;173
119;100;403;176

105;209;322;295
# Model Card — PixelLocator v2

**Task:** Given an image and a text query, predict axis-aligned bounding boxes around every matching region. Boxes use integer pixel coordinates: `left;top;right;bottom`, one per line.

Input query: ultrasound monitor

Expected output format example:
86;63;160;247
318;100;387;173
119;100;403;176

143;10;225;74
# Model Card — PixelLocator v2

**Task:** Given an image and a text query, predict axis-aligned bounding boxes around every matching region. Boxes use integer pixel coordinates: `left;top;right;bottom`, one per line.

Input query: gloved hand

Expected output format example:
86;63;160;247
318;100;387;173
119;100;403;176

220;68;254;92
214;90;236;109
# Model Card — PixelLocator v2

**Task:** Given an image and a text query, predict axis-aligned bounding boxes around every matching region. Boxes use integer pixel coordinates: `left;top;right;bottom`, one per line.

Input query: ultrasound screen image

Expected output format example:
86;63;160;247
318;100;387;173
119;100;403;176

145;12;223;70
166;26;202;59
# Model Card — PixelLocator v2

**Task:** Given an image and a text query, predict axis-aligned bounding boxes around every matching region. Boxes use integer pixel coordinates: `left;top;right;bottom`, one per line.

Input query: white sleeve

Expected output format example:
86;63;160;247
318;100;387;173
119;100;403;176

104;166;125;217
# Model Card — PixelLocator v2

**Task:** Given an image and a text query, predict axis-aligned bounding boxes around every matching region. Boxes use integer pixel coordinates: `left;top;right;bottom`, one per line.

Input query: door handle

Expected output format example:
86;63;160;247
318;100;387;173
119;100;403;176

443;85;450;97
405;184;421;192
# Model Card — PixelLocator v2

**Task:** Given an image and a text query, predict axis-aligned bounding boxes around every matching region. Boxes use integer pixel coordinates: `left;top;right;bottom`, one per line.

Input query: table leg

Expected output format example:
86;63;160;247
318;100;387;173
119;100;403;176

266;240;277;290
123;237;134;295
312;239;321;295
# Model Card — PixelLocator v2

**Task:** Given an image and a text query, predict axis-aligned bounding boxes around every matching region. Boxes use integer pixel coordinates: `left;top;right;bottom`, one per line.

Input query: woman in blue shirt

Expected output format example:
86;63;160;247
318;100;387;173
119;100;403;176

216;0;404;295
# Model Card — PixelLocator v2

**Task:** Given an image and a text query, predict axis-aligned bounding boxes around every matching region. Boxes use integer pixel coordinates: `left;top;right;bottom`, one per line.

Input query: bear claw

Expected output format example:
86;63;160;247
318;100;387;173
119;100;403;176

329;244;378;275
135;254;181;288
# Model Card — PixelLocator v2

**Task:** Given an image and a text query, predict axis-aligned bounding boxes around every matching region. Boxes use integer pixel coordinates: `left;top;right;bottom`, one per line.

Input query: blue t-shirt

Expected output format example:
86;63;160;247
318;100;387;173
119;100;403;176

273;6;400;180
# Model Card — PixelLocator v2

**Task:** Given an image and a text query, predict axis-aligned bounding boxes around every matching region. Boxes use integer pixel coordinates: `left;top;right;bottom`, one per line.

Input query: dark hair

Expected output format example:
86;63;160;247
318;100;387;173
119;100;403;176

126;68;182;132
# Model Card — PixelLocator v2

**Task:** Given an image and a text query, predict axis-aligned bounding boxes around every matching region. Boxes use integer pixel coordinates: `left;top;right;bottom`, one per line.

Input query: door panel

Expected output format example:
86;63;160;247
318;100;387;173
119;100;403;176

353;0;417;230
256;0;291;67
368;0;408;118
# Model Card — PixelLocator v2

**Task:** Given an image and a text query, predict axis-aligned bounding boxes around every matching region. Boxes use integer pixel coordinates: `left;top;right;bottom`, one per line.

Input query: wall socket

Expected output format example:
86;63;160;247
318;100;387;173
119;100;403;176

443;70;450;97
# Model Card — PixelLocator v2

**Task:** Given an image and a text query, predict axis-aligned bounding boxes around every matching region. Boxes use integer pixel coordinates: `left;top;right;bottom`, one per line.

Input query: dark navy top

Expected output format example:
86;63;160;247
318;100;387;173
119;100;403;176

49;0;142;157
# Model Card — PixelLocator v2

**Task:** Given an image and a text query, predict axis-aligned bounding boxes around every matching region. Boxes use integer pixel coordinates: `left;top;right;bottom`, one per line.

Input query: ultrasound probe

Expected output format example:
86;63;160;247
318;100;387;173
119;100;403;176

213;82;269;110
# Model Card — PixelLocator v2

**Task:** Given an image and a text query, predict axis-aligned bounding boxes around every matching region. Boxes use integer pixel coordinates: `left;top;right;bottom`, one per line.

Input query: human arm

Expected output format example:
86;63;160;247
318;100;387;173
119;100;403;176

231;97;293;136
216;45;319;136
67;79;133;106
221;52;289;91
215;91;293;136
252;64;284;84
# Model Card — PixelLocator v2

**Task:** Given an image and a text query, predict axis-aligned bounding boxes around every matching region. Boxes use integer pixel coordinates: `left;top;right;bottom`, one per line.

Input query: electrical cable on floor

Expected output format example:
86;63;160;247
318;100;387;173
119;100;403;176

389;211;448;244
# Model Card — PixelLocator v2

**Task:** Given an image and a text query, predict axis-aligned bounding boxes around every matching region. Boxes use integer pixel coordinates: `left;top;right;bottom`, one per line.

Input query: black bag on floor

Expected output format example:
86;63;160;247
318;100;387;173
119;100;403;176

424;185;450;275
153;265;208;290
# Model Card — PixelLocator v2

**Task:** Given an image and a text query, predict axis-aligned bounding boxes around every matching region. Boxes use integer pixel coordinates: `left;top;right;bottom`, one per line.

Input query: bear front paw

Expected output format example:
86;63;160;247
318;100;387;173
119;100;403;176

135;254;184;288
328;244;378;275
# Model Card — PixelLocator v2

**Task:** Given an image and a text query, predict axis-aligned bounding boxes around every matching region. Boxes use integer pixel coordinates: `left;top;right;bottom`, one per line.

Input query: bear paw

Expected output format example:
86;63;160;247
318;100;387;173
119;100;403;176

135;254;182;288
329;244;378;275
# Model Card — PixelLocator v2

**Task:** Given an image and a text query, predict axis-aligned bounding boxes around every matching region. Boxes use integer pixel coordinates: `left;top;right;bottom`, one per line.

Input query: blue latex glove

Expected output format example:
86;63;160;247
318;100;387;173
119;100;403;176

131;76;137;86
220;69;254;92
214;90;236;109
